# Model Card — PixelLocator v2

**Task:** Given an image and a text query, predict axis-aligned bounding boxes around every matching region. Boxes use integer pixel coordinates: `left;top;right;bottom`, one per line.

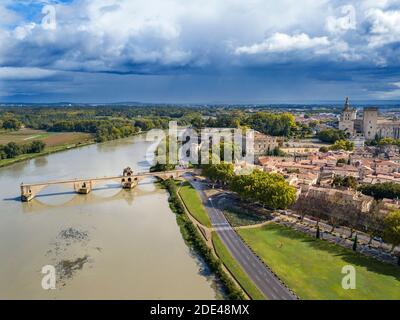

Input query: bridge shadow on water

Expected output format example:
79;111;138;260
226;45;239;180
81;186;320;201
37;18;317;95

10;180;163;214
3;185;121;202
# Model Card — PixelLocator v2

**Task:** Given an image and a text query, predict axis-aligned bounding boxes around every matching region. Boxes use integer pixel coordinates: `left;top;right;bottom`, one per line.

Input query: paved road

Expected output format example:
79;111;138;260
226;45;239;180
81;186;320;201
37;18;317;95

186;176;296;300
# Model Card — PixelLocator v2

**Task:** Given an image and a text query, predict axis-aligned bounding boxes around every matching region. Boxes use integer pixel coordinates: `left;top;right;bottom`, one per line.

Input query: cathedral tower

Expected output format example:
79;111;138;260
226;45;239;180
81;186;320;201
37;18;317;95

338;97;356;135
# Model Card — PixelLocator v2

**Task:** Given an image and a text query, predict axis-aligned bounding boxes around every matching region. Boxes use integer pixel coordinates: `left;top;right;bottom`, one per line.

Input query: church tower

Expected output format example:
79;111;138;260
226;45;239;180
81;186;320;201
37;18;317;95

363;107;378;140
338;97;356;136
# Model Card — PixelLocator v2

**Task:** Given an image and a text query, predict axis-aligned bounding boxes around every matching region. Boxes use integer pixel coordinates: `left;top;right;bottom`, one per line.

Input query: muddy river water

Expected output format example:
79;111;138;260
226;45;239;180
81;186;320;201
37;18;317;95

0;134;220;299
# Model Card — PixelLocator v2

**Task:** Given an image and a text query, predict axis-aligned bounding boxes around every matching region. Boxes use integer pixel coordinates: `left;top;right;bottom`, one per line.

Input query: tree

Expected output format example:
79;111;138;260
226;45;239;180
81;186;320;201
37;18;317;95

27;140;46;153
317;129;347;143
316;225;320;239
319;146;329;153
358;182;400;200
332;175;358;190
383;210;400;252
352;233;358;251
378;137;398;146
347;204;362;238
270;146;286;157
245;112;296;137
202;164;234;185
2;118;21;131
3;142;22;158
329;140;354;151
328;216;339;233
362;203;384;245
230;170;297;210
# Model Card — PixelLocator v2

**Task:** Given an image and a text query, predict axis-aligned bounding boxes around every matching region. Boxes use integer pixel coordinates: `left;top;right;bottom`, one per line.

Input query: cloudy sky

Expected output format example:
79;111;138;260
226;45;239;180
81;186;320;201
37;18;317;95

1;0;400;103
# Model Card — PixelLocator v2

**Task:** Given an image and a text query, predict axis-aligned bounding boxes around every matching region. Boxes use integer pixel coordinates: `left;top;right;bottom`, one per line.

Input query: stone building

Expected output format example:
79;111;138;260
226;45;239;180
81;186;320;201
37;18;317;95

338;97;400;141
253;131;280;156
338;97;357;133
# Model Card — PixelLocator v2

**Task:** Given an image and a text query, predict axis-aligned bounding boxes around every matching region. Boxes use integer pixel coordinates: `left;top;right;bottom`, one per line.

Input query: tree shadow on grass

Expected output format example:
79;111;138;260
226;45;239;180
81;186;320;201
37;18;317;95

267;223;400;282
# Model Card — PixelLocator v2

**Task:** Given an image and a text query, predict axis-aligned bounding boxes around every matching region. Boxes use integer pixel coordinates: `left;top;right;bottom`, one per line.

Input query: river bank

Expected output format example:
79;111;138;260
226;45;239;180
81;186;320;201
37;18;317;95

0;130;151;169
161;179;245;300
0;140;95;168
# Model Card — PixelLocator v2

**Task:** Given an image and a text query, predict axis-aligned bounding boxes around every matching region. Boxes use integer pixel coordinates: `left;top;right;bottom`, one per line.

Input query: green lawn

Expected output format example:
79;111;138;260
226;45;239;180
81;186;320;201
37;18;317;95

212;232;265;300
238;223;400;300
178;183;211;227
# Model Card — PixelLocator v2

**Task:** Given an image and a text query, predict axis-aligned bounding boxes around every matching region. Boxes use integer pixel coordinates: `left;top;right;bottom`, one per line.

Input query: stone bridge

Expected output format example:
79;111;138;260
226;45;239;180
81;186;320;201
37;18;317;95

20;168;200;202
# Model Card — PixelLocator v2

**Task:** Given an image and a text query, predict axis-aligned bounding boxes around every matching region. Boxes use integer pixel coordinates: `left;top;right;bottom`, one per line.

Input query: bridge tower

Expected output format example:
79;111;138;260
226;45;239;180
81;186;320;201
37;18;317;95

121;167;138;189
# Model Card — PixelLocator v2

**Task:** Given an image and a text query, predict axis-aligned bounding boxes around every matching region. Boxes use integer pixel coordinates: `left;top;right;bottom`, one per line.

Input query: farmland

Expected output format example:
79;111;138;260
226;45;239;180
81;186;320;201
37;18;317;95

0;128;92;146
0;128;94;167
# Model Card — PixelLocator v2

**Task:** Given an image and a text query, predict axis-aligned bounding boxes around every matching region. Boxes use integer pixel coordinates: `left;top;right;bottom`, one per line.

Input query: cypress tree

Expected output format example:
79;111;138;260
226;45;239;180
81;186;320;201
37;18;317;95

353;234;358;251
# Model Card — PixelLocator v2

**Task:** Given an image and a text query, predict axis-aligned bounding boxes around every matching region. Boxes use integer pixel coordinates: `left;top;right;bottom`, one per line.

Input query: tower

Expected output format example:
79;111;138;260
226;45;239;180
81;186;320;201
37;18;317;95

338;97;356;135
363;107;378;141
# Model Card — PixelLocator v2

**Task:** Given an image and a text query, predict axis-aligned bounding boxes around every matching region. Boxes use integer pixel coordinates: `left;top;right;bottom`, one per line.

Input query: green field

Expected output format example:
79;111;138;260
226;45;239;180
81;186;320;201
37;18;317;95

0;128;52;144
238;223;400;300
212;232;265;300
178;182;212;227
0;128;92;147
0;129;94;168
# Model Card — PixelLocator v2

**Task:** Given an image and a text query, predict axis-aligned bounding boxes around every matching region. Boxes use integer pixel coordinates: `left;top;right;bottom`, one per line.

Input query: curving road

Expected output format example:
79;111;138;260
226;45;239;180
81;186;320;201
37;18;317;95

186;176;296;300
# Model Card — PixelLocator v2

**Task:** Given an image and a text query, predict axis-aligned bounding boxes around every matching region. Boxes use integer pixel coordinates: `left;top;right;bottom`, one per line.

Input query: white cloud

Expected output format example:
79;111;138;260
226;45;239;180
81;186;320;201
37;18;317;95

0;67;57;80
366;9;400;47
325;5;356;34
14;23;37;40
1;0;400;75
235;32;330;55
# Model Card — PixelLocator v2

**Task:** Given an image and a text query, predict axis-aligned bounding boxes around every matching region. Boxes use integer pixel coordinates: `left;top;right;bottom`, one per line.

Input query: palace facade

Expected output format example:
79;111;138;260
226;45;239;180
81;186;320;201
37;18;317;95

338;97;400;141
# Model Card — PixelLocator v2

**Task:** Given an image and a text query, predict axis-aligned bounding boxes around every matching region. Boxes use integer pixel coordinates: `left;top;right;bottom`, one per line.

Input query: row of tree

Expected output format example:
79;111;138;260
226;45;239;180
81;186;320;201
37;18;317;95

179;111;298;137
294;190;400;254
358;182;400;200
319;139;354;152
317;129;348;143
42;120;139;142
367;136;400;147
202;164;297;210
0;141;46;159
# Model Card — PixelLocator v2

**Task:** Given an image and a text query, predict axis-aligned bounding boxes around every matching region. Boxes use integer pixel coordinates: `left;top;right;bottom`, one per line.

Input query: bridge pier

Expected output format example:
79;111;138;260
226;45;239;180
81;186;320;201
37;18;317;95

74;181;92;194
20;184;47;202
21;185;33;202
121;167;139;189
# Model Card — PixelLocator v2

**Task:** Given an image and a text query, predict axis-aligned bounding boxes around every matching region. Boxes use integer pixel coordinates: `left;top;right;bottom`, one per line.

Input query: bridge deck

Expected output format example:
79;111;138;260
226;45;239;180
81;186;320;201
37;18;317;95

20;169;196;187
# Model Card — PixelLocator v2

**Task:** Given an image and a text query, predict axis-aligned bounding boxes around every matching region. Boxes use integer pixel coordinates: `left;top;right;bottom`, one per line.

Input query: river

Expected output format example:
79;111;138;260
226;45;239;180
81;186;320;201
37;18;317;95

0;134;220;299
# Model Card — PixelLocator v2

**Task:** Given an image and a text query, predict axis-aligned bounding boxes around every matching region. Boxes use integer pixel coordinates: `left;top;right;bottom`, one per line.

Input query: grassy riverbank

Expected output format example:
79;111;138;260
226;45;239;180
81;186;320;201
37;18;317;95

0;140;95;168
162;179;245;300
0;130;147;169
239;223;400;300
178;182;212;227
212;232;265;300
